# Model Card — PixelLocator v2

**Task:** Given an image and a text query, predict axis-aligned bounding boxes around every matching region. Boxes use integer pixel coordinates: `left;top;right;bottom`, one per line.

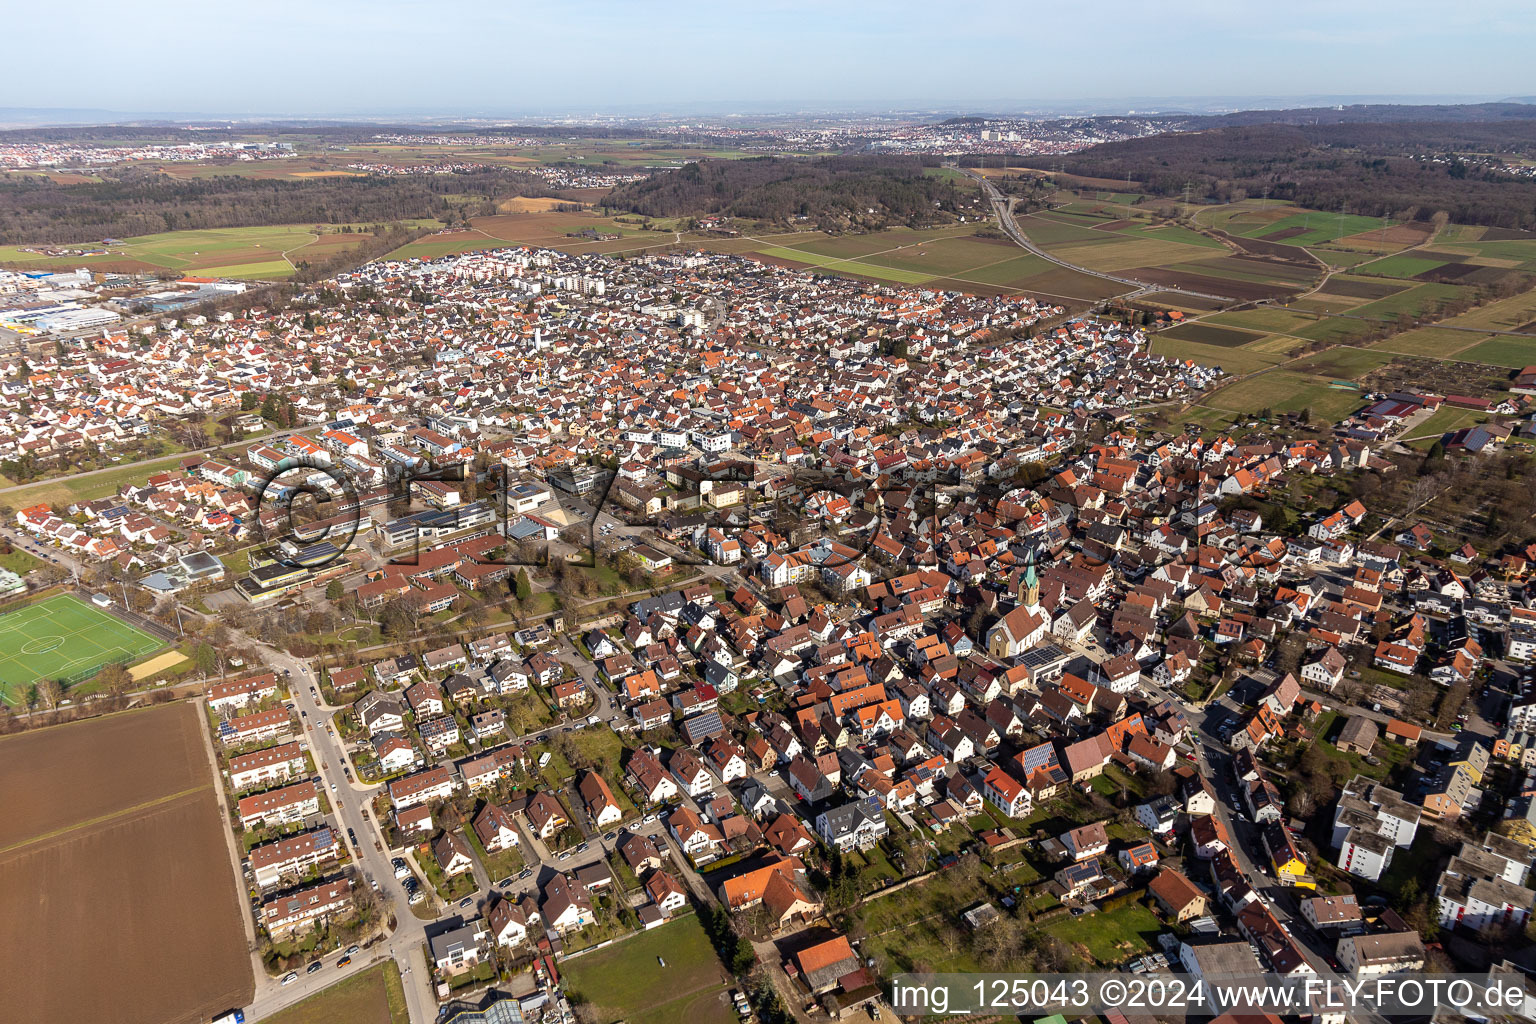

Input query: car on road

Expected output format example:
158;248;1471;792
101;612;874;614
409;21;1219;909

337;956;351;968
281;972;298;985
306;961;323;974
643;813;658;823
519;868;532;878
459;896;474;908
497;876;514;888
330;783;338;793
604;832;617;842
345;945;359;956
575;842;588;853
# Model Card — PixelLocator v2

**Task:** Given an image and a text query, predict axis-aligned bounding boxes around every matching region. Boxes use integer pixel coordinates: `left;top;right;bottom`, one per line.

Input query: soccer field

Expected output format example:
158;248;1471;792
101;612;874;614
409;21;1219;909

0;595;164;701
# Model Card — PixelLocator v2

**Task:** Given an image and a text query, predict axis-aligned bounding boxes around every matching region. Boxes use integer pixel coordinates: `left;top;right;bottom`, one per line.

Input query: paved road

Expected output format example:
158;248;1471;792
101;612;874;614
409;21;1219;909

962;170;1236;304
237;645;441;1024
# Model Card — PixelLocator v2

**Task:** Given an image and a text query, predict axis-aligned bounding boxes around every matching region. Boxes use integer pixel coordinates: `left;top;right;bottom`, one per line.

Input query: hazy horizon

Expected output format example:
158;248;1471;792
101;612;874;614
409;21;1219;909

9;0;1534;118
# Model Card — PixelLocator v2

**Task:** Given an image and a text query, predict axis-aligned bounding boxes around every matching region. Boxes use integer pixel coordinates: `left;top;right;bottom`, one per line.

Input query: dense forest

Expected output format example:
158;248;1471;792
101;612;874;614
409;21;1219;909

0;167;555;244
606;156;965;231
1006;121;1536;229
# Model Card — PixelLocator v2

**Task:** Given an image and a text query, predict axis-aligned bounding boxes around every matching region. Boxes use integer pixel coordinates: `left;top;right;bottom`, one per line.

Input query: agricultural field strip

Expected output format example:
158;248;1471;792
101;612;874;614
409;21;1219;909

0;783;209;857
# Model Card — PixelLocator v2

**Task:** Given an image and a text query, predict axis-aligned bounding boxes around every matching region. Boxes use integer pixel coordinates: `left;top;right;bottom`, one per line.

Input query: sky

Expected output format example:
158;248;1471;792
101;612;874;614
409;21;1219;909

10;0;1535;117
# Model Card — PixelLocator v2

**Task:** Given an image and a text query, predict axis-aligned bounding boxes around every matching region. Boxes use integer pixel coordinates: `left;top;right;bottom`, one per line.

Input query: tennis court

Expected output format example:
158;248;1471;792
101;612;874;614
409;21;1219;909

0;594;164;701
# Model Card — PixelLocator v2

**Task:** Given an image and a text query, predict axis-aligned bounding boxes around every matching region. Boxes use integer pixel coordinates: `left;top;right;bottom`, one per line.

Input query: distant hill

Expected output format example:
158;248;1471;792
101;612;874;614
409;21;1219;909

605;156;966;232
1182;102;1536;127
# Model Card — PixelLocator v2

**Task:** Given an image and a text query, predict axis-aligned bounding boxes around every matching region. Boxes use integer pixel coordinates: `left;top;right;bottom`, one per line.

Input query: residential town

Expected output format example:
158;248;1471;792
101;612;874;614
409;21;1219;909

7;237;1536;1024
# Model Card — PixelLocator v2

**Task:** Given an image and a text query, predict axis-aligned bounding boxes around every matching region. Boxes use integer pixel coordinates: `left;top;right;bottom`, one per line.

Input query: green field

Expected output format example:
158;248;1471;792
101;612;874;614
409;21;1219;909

1353;253;1448;278
0;449;205;503
260;962;408;1024
1456;336;1536;367
1241;212;1387;247
562;915;734;1024
1203;371;1367;422
0;224;394;280
1149;337;1288;374
1204;307;1319;334
0;594;164;700
753;246;934;284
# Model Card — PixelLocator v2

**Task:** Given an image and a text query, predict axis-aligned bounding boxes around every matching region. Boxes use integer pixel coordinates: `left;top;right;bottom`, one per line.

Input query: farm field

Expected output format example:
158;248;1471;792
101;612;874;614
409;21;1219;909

1202;307;1319;334
1200;371;1367;422
260;962;408;1024
1457;336;1536;367
0;702;253;1024
387;211;675;261
0;224;399;278
753;246;934;284
1370;288;1536;358
1148;336;1289;375
561;915;735;1024
1160;322;1263;347
0;594;164;700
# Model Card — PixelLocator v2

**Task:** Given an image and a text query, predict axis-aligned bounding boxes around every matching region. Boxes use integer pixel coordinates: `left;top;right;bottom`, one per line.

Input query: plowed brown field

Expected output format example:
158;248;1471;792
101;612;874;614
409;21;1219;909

0;702;253;1024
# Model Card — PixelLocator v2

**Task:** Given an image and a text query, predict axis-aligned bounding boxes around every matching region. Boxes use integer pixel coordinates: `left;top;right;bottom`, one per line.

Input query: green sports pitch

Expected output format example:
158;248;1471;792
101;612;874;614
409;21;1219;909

0;594;164;702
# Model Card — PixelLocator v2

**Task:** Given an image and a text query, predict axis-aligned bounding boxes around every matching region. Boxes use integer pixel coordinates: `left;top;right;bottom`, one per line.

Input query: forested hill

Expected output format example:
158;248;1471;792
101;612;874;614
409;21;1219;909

606;156;965;231
1007;121;1536;230
0;167;556;244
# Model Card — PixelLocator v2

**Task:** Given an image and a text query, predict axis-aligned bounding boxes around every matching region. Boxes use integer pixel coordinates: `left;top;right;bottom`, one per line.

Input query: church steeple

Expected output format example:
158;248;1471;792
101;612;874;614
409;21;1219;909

1019;550;1040;610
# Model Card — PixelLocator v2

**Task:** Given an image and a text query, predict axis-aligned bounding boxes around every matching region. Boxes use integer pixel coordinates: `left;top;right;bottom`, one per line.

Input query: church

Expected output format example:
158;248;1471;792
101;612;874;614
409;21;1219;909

986;556;1049;659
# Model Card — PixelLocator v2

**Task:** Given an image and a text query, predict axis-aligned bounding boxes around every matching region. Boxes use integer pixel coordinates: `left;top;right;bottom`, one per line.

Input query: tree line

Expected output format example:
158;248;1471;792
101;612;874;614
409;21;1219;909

1011;121;1536;230
0;166;558;244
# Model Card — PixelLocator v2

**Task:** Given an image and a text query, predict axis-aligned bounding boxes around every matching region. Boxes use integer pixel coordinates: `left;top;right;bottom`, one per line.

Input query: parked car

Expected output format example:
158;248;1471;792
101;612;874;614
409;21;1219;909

281;972;298;986
306;961;323;975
